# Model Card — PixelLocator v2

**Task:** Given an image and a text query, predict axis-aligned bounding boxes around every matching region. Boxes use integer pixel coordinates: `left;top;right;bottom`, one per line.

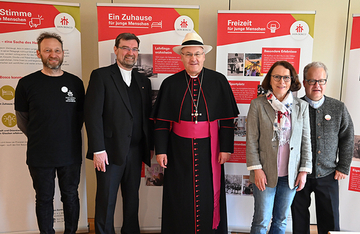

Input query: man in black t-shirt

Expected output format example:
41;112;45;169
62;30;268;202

14;32;84;234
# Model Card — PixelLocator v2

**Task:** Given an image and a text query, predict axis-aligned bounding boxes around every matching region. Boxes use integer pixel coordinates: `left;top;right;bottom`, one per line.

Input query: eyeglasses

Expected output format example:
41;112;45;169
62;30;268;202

118;46;139;53
181;52;204;58
305;79;327;85
272;75;292;82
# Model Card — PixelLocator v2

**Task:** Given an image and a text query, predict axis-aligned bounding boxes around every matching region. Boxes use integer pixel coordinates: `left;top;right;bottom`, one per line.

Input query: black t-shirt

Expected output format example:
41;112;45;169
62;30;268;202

15;70;84;167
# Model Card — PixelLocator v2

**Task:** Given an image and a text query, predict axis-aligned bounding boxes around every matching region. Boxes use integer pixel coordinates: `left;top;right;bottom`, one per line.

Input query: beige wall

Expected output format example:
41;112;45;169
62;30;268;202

42;0;358;218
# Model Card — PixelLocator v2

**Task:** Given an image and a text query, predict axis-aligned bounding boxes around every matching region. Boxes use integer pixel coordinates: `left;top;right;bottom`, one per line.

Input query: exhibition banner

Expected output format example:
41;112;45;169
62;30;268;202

216;10;315;232
96;3;199;231
341;14;360;232
0;0;87;233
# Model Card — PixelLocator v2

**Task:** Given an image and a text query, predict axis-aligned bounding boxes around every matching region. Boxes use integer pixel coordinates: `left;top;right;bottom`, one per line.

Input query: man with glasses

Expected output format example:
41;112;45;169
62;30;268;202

151;32;239;234
84;33;153;234
291;61;354;234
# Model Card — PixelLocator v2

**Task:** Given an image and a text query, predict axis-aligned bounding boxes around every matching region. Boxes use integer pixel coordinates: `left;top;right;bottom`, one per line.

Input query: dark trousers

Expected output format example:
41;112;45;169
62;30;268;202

94;146;143;234
28;163;81;234
291;172;340;234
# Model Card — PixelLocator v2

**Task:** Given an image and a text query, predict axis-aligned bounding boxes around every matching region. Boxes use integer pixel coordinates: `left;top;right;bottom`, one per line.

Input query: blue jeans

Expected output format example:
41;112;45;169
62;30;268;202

250;176;296;234
28;163;81;234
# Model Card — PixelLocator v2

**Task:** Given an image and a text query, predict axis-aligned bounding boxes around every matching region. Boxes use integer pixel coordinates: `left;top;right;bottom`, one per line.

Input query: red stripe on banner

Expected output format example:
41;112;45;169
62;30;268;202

350;16;360;50
217;13;296;46
0;2;60;34
97;6;181;42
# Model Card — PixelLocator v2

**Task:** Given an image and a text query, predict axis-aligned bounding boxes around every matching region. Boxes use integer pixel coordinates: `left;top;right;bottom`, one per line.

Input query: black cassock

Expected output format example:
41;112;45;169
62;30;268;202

151;68;239;234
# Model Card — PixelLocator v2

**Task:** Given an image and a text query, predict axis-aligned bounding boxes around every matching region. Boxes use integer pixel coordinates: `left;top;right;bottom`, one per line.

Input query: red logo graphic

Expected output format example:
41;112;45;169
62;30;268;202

295;24;304;32
60;16;69;25
180;19;188;28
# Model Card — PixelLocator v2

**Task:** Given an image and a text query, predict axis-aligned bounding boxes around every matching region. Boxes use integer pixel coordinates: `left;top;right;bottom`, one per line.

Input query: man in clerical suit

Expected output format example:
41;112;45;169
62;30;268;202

84;33;153;234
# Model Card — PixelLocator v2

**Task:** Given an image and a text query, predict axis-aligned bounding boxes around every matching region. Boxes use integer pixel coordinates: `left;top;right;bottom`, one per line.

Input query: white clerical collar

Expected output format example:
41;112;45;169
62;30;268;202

118;65;132;87
305;95;325;109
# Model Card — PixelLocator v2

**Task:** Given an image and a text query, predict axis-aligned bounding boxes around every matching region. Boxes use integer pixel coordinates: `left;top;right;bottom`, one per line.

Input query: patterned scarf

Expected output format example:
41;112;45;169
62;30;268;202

266;91;293;145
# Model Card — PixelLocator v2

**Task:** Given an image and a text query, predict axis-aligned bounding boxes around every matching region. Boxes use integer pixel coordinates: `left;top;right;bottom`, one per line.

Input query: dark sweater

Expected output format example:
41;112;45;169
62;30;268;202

305;96;354;178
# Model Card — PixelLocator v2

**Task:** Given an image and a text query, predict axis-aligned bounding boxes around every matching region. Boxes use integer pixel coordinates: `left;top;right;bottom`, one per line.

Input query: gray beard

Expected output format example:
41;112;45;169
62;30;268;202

44;60;63;69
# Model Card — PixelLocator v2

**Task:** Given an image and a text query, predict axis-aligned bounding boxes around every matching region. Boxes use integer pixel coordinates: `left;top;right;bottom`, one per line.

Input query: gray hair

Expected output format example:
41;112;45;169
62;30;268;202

303;61;328;80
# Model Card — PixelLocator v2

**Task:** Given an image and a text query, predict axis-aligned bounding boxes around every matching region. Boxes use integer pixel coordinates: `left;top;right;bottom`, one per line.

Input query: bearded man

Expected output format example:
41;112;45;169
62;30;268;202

15;32;84;234
84;33;153;234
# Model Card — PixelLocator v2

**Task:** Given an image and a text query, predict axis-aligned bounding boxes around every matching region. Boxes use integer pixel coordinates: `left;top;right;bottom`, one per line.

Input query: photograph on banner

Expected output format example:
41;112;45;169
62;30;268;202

225;174;253;196
145;163;164;186
245;54;262;76
353;135;360;161
227;53;244;76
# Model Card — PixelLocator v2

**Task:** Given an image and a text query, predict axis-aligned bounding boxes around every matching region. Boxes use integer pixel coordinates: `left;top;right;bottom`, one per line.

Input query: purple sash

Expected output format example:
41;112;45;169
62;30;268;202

172;120;221;229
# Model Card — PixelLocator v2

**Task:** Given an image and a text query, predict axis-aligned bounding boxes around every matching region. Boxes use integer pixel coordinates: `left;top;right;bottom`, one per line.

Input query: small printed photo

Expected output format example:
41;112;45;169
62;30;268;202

234;116;246;137
227;53;244;76
257;84;266;96
225;174;243;195
151;90;159;106
145;163;164;186
353;135;360;161
242;175;253;196
135;54;158;78
111;53;158;78
244;53;262;76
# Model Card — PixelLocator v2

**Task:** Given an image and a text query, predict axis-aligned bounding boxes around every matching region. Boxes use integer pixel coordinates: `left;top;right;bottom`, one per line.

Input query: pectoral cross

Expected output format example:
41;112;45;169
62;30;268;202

191;111;202;124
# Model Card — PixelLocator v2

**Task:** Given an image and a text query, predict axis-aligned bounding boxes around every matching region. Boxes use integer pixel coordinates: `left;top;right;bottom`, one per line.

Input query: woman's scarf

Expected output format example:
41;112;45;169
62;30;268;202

266;91;293;146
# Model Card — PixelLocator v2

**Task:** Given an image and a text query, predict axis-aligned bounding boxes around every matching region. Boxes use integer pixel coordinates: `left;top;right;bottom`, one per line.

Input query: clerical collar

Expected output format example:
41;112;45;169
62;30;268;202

188;74;198;79
304;95;325;109
118;65;132;87
187;72;200;79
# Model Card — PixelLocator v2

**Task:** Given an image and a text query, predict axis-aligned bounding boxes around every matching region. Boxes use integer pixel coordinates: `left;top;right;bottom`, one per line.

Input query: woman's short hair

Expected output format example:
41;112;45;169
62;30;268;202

261;60;301;92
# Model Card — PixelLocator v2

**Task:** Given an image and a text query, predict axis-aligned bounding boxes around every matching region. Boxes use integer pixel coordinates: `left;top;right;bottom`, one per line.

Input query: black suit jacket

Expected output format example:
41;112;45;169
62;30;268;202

84;63;153;166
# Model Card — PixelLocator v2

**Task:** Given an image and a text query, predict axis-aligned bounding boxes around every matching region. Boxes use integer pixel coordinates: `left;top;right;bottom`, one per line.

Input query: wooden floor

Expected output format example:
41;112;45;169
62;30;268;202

87;218;318;233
